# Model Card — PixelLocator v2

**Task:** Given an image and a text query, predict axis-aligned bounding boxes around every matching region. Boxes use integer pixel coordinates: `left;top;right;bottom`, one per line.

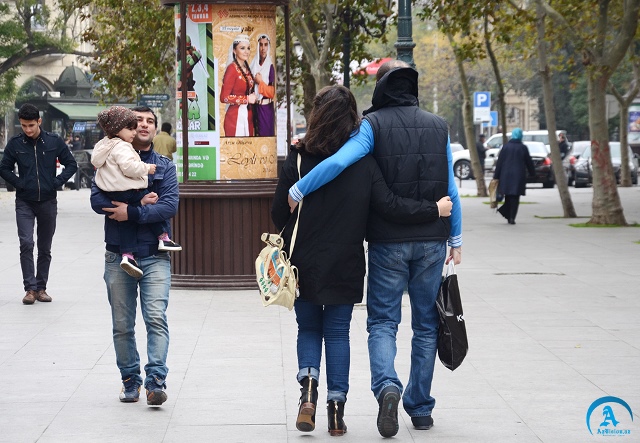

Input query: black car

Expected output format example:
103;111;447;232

524;141;555;188
566;141;590;186
0;149;16;192
574;142;639;188
65;149;95;190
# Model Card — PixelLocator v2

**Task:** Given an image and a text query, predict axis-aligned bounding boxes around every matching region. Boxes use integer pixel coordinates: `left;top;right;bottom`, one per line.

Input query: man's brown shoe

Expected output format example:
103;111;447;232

22;290;37;305
36;290;52;302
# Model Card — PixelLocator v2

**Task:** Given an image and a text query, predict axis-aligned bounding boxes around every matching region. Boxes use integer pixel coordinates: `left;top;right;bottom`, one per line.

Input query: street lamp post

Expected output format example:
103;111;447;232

395;0;416;67
335;0;392;89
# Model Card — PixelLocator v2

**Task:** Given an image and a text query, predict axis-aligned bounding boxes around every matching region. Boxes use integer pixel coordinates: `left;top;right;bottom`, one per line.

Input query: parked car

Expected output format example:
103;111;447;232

484;141;554;187
452;147;492;180
566;140;591;186
574;142;639;188
450;142;464;153
56;149;94;190
63;149;95;190
0;149;16;192
523;141;555;188
485;130;568;151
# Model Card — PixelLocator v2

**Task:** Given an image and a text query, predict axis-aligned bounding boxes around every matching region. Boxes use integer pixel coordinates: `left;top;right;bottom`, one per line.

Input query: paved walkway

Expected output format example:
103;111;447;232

0;183;639;442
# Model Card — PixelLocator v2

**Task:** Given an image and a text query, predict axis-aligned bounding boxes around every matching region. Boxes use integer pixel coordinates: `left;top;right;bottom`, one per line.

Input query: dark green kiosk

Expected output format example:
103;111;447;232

160;0;291;289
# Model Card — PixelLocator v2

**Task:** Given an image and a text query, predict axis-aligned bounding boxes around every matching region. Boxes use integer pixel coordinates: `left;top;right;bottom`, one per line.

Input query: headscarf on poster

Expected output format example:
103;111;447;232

250;33;273;101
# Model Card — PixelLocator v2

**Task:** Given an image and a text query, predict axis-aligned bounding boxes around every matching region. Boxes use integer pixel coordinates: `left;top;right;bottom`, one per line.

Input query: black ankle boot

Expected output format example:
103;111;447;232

296;375;318;432
327;400;347;436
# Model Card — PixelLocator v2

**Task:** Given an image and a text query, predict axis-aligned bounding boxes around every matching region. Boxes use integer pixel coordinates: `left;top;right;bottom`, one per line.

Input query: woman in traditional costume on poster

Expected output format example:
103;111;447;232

220;34;257;137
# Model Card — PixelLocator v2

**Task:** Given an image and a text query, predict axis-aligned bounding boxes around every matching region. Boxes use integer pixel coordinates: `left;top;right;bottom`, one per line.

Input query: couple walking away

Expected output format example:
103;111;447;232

272;60;463;437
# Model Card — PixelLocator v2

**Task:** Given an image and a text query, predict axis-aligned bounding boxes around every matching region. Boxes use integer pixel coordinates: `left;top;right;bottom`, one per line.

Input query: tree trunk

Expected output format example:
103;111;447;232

588;73;627;225
300;57;317;121
448;33;487;197
535;0;576;217
483;18;507;147
618;104;632;187
609;65;640;188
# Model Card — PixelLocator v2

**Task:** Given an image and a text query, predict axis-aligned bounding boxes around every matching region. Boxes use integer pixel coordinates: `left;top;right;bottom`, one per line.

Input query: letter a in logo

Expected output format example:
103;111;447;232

599;406;620;428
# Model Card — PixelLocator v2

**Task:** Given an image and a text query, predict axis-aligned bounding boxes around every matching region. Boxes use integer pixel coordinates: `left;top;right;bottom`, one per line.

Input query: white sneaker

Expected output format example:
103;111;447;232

120;256;143;278
158;239;182;251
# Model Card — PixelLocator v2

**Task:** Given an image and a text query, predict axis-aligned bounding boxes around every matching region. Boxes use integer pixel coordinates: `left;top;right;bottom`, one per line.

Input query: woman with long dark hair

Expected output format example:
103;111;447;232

271;85;453;436
220;34;256;136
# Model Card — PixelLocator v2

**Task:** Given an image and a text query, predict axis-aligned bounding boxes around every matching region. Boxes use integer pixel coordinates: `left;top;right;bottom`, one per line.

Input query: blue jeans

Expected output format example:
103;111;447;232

295;299;354;402
366;240;446;417
15;197;57;291
104;250;171;389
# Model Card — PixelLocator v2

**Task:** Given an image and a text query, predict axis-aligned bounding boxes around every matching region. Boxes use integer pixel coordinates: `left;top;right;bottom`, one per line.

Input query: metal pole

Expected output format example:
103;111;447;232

180;1;189;183
343;7;351;89
285;4;292;150
395;0;415;68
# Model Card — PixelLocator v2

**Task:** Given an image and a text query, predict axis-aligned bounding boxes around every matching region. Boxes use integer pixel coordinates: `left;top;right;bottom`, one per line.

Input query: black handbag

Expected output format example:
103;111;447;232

436;262;468;371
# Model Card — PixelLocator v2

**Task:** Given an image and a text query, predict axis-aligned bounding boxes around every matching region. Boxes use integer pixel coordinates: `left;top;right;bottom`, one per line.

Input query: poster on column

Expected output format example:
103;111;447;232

212;4;278;179
174;5;219;182
628;103;640;145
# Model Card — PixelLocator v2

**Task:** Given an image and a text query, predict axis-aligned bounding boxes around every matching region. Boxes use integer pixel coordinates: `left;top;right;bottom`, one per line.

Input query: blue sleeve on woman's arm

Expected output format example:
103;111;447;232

289;120;374;202
446;137;463;247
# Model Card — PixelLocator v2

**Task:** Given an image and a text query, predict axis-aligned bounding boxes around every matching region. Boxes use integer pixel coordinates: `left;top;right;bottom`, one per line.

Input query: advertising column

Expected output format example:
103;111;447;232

174;3;277;182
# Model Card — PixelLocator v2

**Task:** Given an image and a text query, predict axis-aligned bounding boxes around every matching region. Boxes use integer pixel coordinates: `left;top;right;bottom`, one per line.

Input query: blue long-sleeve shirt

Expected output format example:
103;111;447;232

289;119;462;247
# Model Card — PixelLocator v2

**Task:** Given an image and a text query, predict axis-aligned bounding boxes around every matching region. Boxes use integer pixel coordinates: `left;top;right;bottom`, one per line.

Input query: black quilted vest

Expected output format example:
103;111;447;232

364;67;451;242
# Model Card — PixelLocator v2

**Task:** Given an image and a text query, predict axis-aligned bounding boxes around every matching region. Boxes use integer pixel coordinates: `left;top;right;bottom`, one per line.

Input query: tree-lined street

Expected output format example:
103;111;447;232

0;183;638;442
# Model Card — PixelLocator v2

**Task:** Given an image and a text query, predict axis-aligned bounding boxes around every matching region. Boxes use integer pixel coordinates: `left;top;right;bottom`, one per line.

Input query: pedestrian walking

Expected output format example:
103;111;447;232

93;106;181;278
0;103;77;304
272;85;453;436
493;127;536;224
90;106;179;407
287;60;462;437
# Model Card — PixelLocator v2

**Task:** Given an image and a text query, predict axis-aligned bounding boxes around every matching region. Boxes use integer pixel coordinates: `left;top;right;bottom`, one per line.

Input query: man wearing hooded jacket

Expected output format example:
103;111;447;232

287;60;462;437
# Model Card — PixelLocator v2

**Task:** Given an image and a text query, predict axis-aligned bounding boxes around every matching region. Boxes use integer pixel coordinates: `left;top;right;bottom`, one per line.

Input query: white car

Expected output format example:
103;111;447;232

485;130;567;151
452;148;492;180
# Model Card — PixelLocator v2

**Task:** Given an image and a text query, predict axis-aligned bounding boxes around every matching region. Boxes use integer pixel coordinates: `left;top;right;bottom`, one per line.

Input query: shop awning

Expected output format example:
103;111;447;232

49;103;123;120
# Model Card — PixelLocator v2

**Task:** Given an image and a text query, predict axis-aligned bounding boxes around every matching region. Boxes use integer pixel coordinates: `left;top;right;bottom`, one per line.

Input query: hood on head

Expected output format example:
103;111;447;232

364;67;419;115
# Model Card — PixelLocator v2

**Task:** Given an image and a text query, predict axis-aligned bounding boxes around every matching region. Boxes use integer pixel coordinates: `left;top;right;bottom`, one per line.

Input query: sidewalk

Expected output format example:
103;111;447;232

0;184;639;442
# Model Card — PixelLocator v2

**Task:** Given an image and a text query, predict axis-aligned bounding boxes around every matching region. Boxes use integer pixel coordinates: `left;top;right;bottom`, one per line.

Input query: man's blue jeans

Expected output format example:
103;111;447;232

295;299;354;402
366;240;446;418
104;251;171;389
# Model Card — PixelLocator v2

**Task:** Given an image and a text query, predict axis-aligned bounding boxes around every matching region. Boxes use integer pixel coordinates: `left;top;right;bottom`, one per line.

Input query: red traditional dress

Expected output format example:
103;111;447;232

220;62;255;137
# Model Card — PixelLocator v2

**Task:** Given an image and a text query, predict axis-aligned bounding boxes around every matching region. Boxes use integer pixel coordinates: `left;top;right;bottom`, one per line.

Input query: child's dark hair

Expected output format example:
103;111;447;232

18;103;40;121
298;85;360;157
125;119;138;130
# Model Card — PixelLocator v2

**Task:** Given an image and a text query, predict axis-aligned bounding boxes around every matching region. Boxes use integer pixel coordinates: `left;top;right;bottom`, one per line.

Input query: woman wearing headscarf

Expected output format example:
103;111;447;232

220;34;256;136
493;127;535;224
250;33;276;136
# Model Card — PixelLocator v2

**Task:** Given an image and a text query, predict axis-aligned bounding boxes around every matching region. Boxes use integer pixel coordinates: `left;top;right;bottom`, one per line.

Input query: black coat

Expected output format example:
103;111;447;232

493;139;535;196
271;149;438;305
0;129;77;201
476;141;486;163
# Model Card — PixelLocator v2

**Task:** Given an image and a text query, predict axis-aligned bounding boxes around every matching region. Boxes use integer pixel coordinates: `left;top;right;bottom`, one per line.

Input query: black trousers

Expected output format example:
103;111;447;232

16;197;57;291
497;195;520;221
